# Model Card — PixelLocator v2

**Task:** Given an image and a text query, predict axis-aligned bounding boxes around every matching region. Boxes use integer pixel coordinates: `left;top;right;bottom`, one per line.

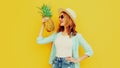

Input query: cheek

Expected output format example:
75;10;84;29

62;20;66;25
60;22;66;26
59;18;66;26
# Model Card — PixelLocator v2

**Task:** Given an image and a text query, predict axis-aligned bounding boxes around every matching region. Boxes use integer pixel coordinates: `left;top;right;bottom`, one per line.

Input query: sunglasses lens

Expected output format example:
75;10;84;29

59;15;64;19
61;15;64;19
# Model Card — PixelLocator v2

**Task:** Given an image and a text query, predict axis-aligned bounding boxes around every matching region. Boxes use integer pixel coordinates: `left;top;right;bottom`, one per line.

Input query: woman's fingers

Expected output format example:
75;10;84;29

42;17;50;23
66;57;73;61
65;57;78;63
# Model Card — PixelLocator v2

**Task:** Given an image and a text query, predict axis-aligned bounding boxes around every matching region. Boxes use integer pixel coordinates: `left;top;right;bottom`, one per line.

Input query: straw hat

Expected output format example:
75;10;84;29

58;8;76;24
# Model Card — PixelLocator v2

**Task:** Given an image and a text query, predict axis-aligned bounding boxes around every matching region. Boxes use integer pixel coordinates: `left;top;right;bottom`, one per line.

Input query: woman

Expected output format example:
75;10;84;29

36;8;94;68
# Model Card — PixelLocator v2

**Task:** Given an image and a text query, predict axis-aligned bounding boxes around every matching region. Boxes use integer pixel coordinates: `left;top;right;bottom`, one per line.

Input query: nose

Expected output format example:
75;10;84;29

59;18;62;20
59;17;62;21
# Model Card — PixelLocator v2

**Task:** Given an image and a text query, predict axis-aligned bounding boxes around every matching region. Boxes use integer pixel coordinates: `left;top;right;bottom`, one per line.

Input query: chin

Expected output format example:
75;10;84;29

60;23;64;26
60;24;64;26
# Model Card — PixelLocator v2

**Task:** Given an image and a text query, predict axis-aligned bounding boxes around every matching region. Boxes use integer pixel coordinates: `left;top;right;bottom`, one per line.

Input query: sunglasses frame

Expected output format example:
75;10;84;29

59;15;64;19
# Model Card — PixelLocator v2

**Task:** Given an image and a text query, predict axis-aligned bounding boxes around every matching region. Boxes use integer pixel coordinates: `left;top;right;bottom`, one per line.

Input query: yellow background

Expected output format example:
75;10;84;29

0;0;120;68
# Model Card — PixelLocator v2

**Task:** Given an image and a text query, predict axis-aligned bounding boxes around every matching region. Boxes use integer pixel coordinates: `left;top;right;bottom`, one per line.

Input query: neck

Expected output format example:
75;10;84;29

62;26;68;36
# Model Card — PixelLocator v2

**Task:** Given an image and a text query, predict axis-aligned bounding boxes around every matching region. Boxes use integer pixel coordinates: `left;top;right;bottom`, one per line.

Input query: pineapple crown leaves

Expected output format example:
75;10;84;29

37;4;52;18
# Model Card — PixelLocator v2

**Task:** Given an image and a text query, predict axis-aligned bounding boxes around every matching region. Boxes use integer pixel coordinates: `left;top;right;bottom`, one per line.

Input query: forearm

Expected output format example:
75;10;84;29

38;24;45;37
78;54;89;62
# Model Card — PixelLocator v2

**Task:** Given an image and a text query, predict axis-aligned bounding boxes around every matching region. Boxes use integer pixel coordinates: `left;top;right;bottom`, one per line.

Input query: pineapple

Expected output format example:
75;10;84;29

38;4;54;32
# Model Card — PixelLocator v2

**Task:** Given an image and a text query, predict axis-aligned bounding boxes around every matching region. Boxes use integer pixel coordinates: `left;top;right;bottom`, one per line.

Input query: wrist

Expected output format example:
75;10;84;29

42;24;45;27
77;58;81;62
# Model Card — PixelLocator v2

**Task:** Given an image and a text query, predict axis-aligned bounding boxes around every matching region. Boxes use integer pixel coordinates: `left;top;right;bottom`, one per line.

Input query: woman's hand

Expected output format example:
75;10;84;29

66;54;90;63
66;57;81;63
42;17;50;23
38;17;49;37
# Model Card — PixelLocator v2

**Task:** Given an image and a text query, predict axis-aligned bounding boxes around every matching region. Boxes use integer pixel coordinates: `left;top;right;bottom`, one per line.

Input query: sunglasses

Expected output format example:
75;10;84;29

59;15;64;19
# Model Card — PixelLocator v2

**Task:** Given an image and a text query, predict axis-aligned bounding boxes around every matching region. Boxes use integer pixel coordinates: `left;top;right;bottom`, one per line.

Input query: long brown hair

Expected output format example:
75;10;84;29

57;12;77;37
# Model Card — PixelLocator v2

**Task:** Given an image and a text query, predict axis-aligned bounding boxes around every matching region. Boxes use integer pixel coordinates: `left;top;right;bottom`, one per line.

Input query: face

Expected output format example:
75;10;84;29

59;13;66;26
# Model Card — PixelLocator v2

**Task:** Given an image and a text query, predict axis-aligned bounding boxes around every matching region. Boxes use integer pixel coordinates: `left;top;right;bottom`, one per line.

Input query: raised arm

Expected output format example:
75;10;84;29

38;17;49;37
36;17;56;44
36;32;56;44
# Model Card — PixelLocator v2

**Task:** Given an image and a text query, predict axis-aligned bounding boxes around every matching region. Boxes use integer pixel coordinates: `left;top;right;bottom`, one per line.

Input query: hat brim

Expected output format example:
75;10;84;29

58;8;76;24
